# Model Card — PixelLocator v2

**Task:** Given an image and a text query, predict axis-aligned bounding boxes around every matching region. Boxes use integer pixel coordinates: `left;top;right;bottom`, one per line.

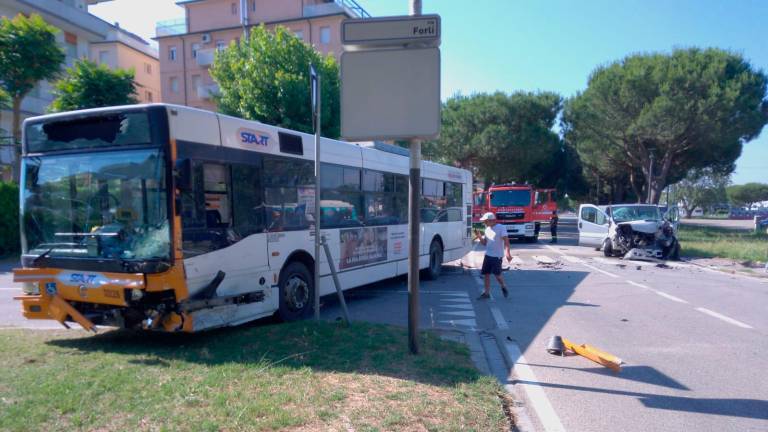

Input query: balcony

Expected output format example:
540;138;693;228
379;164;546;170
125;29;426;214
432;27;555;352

197;83;220;100
304;0;371;19
156;18;186;37
196;48;216;67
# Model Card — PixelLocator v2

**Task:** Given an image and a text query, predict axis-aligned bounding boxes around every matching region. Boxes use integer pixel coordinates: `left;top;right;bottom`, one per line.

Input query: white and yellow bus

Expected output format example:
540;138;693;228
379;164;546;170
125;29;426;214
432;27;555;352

14;104;473;332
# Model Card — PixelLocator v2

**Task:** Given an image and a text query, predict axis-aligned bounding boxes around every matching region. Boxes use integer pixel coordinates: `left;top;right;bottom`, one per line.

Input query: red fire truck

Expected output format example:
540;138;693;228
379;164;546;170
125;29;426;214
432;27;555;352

473;184;557;242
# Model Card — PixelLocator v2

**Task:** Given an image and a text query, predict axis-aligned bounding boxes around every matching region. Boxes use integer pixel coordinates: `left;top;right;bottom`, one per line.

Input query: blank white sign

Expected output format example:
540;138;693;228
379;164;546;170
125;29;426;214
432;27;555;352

341;48;440;141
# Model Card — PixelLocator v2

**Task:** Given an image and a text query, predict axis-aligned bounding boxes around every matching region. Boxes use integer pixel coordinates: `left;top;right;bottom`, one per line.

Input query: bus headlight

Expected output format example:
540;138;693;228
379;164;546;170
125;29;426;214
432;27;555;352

22;282;40;295
525;224;533;230
131;289;144;301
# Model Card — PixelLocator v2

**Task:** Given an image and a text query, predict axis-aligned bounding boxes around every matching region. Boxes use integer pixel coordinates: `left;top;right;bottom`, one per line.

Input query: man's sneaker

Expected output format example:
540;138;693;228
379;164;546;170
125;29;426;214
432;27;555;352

477;292;490;300
501;286;509;298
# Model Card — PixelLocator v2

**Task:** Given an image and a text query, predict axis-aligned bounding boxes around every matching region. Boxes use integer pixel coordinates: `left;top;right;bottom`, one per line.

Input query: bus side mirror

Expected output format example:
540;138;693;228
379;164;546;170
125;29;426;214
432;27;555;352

174;158;192;192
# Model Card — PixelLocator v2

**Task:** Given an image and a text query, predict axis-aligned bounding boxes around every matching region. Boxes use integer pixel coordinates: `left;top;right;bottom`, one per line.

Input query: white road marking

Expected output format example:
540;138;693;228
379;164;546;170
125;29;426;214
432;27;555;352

581;263;620;279
439;318;477;327
695;308;753;329
562;255;584;264
490;306;508;330
511;256;525;265
442;298;472;304
442;304;474;310
441;292;469;297
544;245;566;255
653;291;688;304
625;280;650;289
440;310;476;318
504;341;566;432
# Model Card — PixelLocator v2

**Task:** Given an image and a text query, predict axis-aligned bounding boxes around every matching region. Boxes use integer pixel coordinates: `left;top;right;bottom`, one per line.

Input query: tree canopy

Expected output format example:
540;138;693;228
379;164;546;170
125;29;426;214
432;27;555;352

210;25;340;138
673;168;730;217
563;47;768;204
727;183;768;208
0;13;64;181
50;59;138;112
424;91;564;187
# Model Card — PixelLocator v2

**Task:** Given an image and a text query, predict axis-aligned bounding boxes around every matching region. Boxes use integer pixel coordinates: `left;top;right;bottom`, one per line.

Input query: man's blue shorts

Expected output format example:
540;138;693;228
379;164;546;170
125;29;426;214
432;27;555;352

481;255;503;275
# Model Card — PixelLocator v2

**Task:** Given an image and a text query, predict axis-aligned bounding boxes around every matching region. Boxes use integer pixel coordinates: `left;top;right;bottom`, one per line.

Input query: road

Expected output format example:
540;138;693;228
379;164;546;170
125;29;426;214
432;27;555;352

2;218;767;431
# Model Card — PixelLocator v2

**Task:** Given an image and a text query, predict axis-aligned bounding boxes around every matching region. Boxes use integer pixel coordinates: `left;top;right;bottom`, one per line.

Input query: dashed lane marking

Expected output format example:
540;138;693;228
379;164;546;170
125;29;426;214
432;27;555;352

443;304;474;310
581;263;620;279
439;318;477;328
490;306;508;330
653;291;688;304
625;280;650;290
440;310;476;318
695;307;753;329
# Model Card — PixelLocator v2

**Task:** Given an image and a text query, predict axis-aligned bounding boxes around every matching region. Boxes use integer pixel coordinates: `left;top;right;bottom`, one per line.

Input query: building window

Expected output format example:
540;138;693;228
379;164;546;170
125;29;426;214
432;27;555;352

64;31;78;66
294;30;304;41
251;0;256;11
170;76;179;94
216;40;226;52
320;26;331;44
147;91;153;102
145;63;152;74
191;43;200;58
169;46;177;61
192;74;202;93
98;50;109;64
231;2;237;14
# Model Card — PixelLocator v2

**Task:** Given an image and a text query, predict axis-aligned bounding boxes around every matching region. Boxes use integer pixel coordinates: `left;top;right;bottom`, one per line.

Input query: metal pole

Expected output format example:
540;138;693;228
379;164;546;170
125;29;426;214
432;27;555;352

313;68;322;321
407;0;422;355
647;154;654;204
322;235;350;324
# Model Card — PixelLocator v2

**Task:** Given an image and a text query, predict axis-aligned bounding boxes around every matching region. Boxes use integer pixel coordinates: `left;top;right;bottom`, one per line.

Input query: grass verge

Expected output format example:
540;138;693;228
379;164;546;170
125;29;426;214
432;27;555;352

678;224;767;263
0;321;508;432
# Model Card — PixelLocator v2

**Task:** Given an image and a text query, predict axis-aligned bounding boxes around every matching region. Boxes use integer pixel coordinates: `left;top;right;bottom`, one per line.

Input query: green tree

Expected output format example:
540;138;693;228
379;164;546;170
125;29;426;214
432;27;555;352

563;48;768;204
674;168;730;218
727;183;768;209
424;91;563;187
0;13;64;182
50;59;138;112
210;25;340;138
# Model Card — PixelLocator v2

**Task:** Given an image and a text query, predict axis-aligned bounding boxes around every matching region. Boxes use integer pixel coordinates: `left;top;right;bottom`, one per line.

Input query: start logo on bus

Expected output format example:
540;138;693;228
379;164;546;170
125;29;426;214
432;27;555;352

237;128;273;149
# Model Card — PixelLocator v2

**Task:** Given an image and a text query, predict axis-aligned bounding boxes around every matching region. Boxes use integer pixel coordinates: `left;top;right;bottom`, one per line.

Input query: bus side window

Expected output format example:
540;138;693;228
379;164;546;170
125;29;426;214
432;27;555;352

232;163;264;237
180;162;234;257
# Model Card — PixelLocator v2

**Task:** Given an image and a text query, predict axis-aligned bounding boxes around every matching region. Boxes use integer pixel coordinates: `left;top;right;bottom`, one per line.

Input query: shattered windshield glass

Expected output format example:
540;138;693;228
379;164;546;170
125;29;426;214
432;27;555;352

610;205;661;223
21;149;170;265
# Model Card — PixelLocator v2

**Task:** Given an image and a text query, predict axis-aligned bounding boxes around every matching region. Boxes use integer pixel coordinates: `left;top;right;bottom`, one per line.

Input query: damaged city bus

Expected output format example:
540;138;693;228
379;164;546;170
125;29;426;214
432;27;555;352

14;104;473;332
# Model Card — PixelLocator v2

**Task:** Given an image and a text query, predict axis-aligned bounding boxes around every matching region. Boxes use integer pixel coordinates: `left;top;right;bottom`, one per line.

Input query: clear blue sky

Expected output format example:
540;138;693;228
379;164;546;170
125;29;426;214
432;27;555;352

90;0;767;184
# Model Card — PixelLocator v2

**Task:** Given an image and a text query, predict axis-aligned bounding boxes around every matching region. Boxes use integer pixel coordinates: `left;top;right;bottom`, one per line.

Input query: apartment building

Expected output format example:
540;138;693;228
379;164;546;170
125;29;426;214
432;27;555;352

156;0;370;111
0;0;160;179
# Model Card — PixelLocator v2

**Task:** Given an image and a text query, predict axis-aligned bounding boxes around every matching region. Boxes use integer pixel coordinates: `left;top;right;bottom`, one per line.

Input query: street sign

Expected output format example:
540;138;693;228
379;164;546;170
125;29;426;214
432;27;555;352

340;47;440;141
342;14;440;48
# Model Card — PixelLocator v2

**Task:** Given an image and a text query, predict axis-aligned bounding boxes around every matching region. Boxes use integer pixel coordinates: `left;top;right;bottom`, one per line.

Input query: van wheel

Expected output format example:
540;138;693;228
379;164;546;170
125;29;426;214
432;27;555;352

278;261;314;321
423;240;443;280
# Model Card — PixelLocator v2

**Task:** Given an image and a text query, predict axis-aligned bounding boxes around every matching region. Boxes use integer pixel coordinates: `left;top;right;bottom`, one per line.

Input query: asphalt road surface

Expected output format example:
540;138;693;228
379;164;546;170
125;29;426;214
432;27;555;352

2;217;767;431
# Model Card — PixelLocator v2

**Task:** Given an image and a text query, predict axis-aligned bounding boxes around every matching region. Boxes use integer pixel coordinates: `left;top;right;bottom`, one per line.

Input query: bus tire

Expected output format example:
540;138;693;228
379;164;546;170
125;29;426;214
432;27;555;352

422;240;443;280
277;261;314;321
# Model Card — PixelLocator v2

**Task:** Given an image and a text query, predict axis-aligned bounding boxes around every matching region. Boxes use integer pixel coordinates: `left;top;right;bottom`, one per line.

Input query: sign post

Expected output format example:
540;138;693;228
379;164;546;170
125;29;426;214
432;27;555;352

311;64;321;321
340;1;440;354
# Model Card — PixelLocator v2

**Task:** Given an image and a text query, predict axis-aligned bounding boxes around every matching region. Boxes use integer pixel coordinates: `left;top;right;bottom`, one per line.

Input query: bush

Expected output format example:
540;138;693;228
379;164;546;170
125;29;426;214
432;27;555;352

0;181;19;256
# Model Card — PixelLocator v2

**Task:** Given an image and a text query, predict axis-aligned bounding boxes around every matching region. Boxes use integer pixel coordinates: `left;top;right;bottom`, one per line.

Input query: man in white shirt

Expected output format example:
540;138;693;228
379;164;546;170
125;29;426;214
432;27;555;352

475;212;512;299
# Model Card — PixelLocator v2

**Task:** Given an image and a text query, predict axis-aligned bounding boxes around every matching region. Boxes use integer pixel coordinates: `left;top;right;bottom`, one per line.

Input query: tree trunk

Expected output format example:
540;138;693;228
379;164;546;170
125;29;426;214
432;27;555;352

11;96;22;183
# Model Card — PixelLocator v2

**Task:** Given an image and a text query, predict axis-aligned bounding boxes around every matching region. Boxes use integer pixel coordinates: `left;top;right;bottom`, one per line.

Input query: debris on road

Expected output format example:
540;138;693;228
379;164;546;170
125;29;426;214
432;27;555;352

546;335;623;372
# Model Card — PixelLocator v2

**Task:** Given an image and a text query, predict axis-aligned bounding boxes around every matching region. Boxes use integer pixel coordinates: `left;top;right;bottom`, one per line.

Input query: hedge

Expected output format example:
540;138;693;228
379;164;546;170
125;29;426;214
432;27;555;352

0;182;19;256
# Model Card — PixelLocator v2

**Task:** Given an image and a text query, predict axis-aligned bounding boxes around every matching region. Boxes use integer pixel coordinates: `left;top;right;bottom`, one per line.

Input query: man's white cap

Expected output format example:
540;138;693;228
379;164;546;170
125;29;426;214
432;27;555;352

479;212;496;221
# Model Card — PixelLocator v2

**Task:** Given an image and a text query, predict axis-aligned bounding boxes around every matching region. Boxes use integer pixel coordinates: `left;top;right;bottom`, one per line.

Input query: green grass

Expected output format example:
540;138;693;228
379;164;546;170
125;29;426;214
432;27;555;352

678;224;768;263
0;321;508;432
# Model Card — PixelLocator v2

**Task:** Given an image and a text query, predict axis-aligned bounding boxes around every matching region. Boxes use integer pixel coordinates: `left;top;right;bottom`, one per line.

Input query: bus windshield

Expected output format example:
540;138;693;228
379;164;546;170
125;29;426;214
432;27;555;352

21;148;170;269
490;189;531;207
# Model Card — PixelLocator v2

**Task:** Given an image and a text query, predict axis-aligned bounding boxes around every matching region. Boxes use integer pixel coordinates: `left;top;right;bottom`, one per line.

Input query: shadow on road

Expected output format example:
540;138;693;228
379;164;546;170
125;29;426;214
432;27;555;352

516;380;768;420
522;363;690;391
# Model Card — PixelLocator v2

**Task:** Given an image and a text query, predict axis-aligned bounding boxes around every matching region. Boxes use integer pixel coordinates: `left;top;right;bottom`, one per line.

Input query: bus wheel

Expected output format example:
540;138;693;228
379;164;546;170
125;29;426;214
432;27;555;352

278;261;313;321
423;240;443;280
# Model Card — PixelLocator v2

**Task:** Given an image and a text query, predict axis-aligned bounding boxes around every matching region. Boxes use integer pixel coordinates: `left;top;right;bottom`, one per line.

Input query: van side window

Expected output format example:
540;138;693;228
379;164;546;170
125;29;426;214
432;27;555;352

581;207;597;224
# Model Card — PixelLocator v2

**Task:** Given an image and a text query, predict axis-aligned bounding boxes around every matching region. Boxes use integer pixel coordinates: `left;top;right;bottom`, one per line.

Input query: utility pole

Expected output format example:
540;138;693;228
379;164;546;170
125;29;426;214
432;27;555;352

311;65;321;321
407;0;422;355
647;153;654;204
